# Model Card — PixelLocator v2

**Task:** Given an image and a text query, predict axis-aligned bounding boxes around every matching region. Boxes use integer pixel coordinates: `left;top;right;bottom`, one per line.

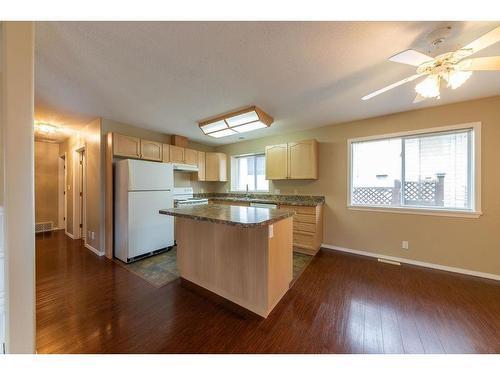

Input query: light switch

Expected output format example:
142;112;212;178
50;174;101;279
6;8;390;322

269;225;274;238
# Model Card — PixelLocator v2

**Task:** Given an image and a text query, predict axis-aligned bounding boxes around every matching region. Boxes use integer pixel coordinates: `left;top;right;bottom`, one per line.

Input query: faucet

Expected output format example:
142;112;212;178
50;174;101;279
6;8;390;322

245;184;249;198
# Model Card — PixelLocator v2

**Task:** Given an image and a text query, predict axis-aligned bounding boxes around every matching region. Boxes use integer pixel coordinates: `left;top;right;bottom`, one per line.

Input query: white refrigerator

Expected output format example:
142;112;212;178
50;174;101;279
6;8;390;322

114;159;174;263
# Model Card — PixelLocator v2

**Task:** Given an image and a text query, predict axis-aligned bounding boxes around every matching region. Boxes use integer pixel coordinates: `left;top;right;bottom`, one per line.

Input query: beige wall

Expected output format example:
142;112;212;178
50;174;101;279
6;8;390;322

34;141;59;225
2;21;36;353
215;95;500;276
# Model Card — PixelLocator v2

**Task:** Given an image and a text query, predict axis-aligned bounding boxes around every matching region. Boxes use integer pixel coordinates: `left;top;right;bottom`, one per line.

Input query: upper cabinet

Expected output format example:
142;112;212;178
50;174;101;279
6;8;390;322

265;144;288;180
113;134;141;159
169;145;185;163
113;133;163;161
162;144;170;163
265;139;318;180
140;139;162;161
288;139;318;179
110;132;227;182
184;148;198;166
205;152;227;182
197;151;206;181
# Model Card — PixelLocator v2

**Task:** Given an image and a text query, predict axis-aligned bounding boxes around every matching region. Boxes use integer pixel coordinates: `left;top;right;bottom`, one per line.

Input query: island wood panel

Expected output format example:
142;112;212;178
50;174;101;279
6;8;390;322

175;217;293;317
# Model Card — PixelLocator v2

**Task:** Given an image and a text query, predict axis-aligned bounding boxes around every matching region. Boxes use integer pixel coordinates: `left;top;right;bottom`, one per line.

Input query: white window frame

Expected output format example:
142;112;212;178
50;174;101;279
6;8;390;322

230;153;269;193
347;122;482;218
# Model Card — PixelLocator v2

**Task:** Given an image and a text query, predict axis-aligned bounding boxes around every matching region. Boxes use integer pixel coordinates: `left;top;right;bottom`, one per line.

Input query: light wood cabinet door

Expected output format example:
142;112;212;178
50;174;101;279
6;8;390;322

140;139;162;161
197;151;206;181
184;148;198;165
169;145;185;163
162;144;170;163
113;133;141;158
265;144;288;180
205;152;227;181
288;139;318;179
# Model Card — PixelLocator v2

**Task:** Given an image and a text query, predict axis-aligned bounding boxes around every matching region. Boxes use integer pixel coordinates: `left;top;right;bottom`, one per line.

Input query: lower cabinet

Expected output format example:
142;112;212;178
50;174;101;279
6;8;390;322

279;204;323;255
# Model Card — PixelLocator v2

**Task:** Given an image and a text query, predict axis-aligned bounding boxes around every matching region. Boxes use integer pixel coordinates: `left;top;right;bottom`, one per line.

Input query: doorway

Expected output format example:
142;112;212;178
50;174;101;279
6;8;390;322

58;153;67;232
75;148;87;242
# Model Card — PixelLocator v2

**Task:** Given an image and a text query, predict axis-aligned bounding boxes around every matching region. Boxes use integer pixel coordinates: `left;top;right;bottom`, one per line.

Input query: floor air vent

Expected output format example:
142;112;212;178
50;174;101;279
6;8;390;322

35;221;54;233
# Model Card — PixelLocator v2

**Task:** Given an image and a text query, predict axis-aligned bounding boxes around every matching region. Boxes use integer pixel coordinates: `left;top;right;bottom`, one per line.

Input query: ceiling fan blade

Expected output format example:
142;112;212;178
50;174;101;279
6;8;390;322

459;25;500;57
456;56;500;71
389;49;433;66
413;94;427;103
362;73;425;100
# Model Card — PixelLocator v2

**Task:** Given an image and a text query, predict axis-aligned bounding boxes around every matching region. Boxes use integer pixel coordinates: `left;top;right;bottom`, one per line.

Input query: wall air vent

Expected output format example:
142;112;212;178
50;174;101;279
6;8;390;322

35;221;54;233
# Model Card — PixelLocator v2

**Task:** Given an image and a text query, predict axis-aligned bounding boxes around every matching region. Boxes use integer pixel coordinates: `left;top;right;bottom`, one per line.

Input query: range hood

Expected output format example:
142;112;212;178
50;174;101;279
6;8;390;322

173;163;199;172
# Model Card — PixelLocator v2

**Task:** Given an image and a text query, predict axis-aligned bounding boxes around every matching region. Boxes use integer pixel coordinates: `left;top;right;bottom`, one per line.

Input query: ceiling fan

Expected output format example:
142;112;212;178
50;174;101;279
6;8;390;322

362;25;500;103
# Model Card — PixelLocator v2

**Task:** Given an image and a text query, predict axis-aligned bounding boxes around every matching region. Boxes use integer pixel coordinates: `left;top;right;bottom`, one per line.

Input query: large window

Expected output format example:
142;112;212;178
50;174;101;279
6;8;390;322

231;153;269;192
348;124;480;216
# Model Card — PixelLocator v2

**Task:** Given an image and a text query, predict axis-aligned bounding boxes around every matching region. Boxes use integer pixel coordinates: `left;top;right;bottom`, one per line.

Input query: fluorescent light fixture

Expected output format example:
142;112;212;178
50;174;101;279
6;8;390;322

233;121;267;133
200;120;227;134
225;111;259;127
207;128;238;138
198;106;273;138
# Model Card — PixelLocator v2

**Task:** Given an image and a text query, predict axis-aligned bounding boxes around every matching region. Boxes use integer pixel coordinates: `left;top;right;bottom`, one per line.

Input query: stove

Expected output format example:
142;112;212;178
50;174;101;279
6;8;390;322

173;187;208;207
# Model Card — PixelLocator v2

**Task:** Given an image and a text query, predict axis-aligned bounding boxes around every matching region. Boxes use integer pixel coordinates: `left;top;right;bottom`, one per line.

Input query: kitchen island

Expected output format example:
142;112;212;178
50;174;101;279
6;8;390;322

159;204;294;318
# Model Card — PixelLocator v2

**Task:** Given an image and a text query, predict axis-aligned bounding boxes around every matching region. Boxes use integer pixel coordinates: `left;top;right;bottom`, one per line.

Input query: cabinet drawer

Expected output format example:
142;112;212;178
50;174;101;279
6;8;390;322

294;213;316;224
280;204;316;215
293;221;316;233
293;231;315;249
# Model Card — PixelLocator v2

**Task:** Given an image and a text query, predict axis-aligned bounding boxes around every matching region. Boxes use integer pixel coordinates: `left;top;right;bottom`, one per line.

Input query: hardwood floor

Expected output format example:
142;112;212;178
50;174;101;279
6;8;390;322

36;230;500;353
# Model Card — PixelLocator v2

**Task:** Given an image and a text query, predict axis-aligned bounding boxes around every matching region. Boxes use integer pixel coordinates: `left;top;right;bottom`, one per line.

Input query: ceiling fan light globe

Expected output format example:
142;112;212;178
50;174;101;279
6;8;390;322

446;70;473;89
415;75;441;98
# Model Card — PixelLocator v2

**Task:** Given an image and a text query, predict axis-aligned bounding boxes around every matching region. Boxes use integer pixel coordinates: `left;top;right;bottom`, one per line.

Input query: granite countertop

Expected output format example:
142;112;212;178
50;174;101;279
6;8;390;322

194;193;325;206
159;204;294;228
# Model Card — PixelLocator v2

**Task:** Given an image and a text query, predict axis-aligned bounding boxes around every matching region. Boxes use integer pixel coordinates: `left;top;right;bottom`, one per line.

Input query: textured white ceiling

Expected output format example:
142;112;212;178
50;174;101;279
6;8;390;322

35;21;500;145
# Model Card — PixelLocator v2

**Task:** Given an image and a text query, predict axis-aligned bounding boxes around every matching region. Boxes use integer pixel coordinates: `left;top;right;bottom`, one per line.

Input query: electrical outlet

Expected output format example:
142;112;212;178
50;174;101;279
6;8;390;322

402;241;409;250
91;232;95;240
275;189;280;195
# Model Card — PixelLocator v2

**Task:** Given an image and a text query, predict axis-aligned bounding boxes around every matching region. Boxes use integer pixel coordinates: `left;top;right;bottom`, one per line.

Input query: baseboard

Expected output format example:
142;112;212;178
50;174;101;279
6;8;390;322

85;243;105;256
65;231;76;239
321;243;500;282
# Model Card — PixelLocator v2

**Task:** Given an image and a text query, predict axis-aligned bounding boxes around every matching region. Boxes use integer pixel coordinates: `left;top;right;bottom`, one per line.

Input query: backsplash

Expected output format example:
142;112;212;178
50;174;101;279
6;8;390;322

194;192;325;206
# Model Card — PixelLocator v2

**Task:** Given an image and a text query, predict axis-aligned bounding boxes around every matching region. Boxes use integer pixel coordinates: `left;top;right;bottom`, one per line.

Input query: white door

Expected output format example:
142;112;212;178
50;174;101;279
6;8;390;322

127;159;173;191
127;191;174;259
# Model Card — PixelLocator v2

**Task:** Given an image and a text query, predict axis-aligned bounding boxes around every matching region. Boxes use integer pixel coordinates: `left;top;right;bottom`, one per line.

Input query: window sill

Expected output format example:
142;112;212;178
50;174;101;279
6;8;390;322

347;205;482;218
